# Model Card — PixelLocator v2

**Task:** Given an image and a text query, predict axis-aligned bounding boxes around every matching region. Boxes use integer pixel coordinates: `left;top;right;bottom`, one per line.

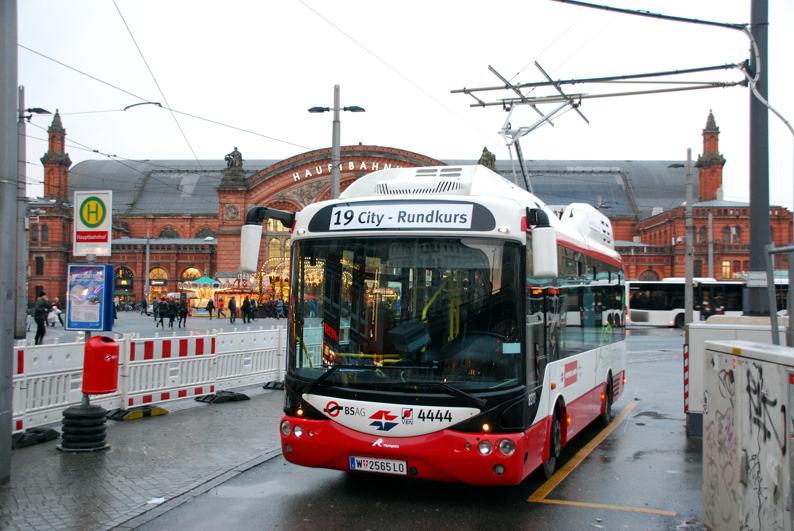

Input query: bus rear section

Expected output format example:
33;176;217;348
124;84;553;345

240;165;626;485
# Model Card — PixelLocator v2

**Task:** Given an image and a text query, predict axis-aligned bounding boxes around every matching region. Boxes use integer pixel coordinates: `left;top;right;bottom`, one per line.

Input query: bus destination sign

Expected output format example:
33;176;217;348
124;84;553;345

329;203;473;231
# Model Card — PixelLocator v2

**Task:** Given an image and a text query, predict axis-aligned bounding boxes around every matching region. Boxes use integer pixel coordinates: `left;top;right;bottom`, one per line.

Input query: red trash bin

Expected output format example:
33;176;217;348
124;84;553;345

83;336;120;394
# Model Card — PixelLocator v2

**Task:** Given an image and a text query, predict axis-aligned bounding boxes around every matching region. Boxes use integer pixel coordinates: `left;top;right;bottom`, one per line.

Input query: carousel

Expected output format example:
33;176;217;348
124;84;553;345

177;276;222;316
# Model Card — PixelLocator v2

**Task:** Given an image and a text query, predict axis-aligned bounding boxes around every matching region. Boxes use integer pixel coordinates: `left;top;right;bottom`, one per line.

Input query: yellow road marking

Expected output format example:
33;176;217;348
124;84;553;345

527;401;674;516
530;498;677;516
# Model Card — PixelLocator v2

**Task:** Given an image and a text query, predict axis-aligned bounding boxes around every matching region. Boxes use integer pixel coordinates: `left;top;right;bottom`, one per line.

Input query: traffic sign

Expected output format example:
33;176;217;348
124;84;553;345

73;191;112;256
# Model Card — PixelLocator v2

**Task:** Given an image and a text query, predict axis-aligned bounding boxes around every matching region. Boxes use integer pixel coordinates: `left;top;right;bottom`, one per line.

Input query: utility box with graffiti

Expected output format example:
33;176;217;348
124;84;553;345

703;340;794;531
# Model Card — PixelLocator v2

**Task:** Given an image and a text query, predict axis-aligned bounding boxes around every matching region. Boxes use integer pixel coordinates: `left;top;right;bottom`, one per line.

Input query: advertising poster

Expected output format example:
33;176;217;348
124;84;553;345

66;264;114;331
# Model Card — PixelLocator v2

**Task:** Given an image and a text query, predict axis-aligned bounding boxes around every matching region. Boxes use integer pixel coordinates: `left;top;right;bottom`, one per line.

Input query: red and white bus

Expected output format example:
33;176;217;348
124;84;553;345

241;164;626;486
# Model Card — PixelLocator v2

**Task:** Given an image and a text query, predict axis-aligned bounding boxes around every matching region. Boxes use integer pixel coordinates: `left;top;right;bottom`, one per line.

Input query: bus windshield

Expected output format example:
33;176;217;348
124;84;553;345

289;237;523;391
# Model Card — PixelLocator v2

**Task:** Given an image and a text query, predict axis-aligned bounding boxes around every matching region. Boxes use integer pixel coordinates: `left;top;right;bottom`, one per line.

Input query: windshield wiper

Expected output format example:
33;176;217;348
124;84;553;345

403;381;487;409
302;364;383;394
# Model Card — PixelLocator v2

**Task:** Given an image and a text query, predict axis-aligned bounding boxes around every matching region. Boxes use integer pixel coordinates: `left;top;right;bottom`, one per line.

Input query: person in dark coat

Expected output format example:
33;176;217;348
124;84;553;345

206;299;215;320
250;298;258;321
228;297;237;324
167;298;178;328
242;296;251;323
157;297;167;328
178;300;188;328
153;298;161;322
33;292;51;345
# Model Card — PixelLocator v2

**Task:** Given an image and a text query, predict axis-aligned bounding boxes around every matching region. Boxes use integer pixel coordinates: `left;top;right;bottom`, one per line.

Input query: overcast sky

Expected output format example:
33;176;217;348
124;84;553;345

18;0;794;209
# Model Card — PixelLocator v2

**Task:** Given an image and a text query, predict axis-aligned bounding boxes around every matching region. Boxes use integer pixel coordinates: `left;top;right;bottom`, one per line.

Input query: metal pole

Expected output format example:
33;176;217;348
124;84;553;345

765;244;779;345
788;249;794;347
685;148;694;324
708;211;714;278
331;84;341;200
15;85;27;338
144;230;150;305
747;0;770;315
1;0;19;483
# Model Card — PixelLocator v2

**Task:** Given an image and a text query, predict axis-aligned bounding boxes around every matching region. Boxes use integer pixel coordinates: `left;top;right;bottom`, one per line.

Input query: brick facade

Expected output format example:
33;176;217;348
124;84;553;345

29;112;792;304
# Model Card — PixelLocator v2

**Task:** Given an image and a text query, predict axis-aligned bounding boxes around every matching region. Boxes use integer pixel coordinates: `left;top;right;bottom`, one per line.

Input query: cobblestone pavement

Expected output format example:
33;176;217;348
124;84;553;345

0;387;284;531
0;347;680;530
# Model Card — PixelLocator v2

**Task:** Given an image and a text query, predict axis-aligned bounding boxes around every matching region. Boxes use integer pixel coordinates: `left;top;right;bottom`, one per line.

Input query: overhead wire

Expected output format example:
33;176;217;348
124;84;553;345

296;0;507;154
18;44;313;151
112;0;204;174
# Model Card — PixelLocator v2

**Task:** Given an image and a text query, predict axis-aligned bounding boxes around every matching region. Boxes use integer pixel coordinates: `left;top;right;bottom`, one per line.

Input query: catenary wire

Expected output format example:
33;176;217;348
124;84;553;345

18;44;313;151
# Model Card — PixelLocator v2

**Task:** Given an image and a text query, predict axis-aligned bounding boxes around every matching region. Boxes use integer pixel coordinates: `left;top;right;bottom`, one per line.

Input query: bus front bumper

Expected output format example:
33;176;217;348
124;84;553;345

279;415;549;486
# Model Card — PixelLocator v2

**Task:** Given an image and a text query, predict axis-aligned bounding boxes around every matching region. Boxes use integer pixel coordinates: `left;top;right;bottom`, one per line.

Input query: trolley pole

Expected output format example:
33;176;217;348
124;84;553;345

685;149;694;325
1;0;19;483
15;86;28;339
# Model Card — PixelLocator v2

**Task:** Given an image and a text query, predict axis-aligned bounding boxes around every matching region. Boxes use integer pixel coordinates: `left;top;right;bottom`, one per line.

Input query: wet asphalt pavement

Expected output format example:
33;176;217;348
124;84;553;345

135;328;702;531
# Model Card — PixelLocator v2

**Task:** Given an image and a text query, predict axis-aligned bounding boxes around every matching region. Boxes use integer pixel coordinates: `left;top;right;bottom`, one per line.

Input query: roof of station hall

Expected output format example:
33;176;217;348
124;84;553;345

66;156;697;219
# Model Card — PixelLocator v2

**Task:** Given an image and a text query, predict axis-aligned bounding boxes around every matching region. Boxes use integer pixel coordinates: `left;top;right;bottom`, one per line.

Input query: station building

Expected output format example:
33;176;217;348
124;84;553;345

28;111;792;306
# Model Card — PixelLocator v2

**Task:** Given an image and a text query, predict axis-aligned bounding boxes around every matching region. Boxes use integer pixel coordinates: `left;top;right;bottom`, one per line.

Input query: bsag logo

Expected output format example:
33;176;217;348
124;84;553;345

401;408;413;425
324;401;342;417
369;410;399;431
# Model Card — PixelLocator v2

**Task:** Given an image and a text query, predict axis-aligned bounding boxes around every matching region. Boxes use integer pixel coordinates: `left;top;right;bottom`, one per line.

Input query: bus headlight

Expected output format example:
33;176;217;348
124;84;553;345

498;439;516;456
293;425;303;438
478;441;492;455
280;420;291;436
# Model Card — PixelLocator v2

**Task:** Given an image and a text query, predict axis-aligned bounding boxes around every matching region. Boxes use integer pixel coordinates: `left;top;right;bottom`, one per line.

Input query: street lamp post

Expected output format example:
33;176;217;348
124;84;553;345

16;86;51;339
308;85;365;200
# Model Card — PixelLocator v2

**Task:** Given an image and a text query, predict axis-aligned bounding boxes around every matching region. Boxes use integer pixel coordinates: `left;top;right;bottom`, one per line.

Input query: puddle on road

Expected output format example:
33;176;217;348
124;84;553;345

634;410;674;420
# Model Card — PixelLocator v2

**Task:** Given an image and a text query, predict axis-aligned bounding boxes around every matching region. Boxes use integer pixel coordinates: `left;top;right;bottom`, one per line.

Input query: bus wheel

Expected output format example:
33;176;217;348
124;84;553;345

542;408;561;479
675;313;685;328
601;379;613;427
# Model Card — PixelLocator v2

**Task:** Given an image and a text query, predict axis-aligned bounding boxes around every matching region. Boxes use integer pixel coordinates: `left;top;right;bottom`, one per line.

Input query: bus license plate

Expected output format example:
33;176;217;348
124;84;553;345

349;456;407;475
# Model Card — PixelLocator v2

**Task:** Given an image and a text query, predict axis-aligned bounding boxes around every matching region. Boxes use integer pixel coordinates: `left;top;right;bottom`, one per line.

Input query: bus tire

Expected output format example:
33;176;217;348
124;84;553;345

602;377;613;428
674;313;685;328
542;407;561;479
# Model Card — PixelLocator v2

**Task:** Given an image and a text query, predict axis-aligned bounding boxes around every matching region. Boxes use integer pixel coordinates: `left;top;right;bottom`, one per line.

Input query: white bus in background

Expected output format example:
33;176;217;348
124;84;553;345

626;277;789;328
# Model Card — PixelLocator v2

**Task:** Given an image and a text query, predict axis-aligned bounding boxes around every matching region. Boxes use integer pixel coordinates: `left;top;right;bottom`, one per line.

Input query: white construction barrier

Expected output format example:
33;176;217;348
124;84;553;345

11;326;290;434
215;326;286;391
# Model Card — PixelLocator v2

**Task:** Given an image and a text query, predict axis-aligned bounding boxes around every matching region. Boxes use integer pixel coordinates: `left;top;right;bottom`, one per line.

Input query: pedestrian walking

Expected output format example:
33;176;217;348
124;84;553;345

250;298;258;321
228;297;237;324
157;297;167;328
178;300;188;328
153;298;161;323
242;296;251;324
218;300;226;318
310;299;317;318
206;299;215;320
33;292;51;345
276;298;284;320
167;298;178;328
50;297;65;327
267;299;275;319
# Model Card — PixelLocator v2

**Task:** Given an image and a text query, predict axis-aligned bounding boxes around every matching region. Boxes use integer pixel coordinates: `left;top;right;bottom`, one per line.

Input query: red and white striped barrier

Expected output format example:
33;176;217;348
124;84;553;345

11;327;289;434
683;343;689;413
124;334;216;408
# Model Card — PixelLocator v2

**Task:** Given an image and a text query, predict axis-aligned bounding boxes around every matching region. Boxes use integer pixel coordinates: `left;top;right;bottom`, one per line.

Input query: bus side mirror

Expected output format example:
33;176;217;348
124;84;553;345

526;207;558;279
532;226;558;279
240;224;263;273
